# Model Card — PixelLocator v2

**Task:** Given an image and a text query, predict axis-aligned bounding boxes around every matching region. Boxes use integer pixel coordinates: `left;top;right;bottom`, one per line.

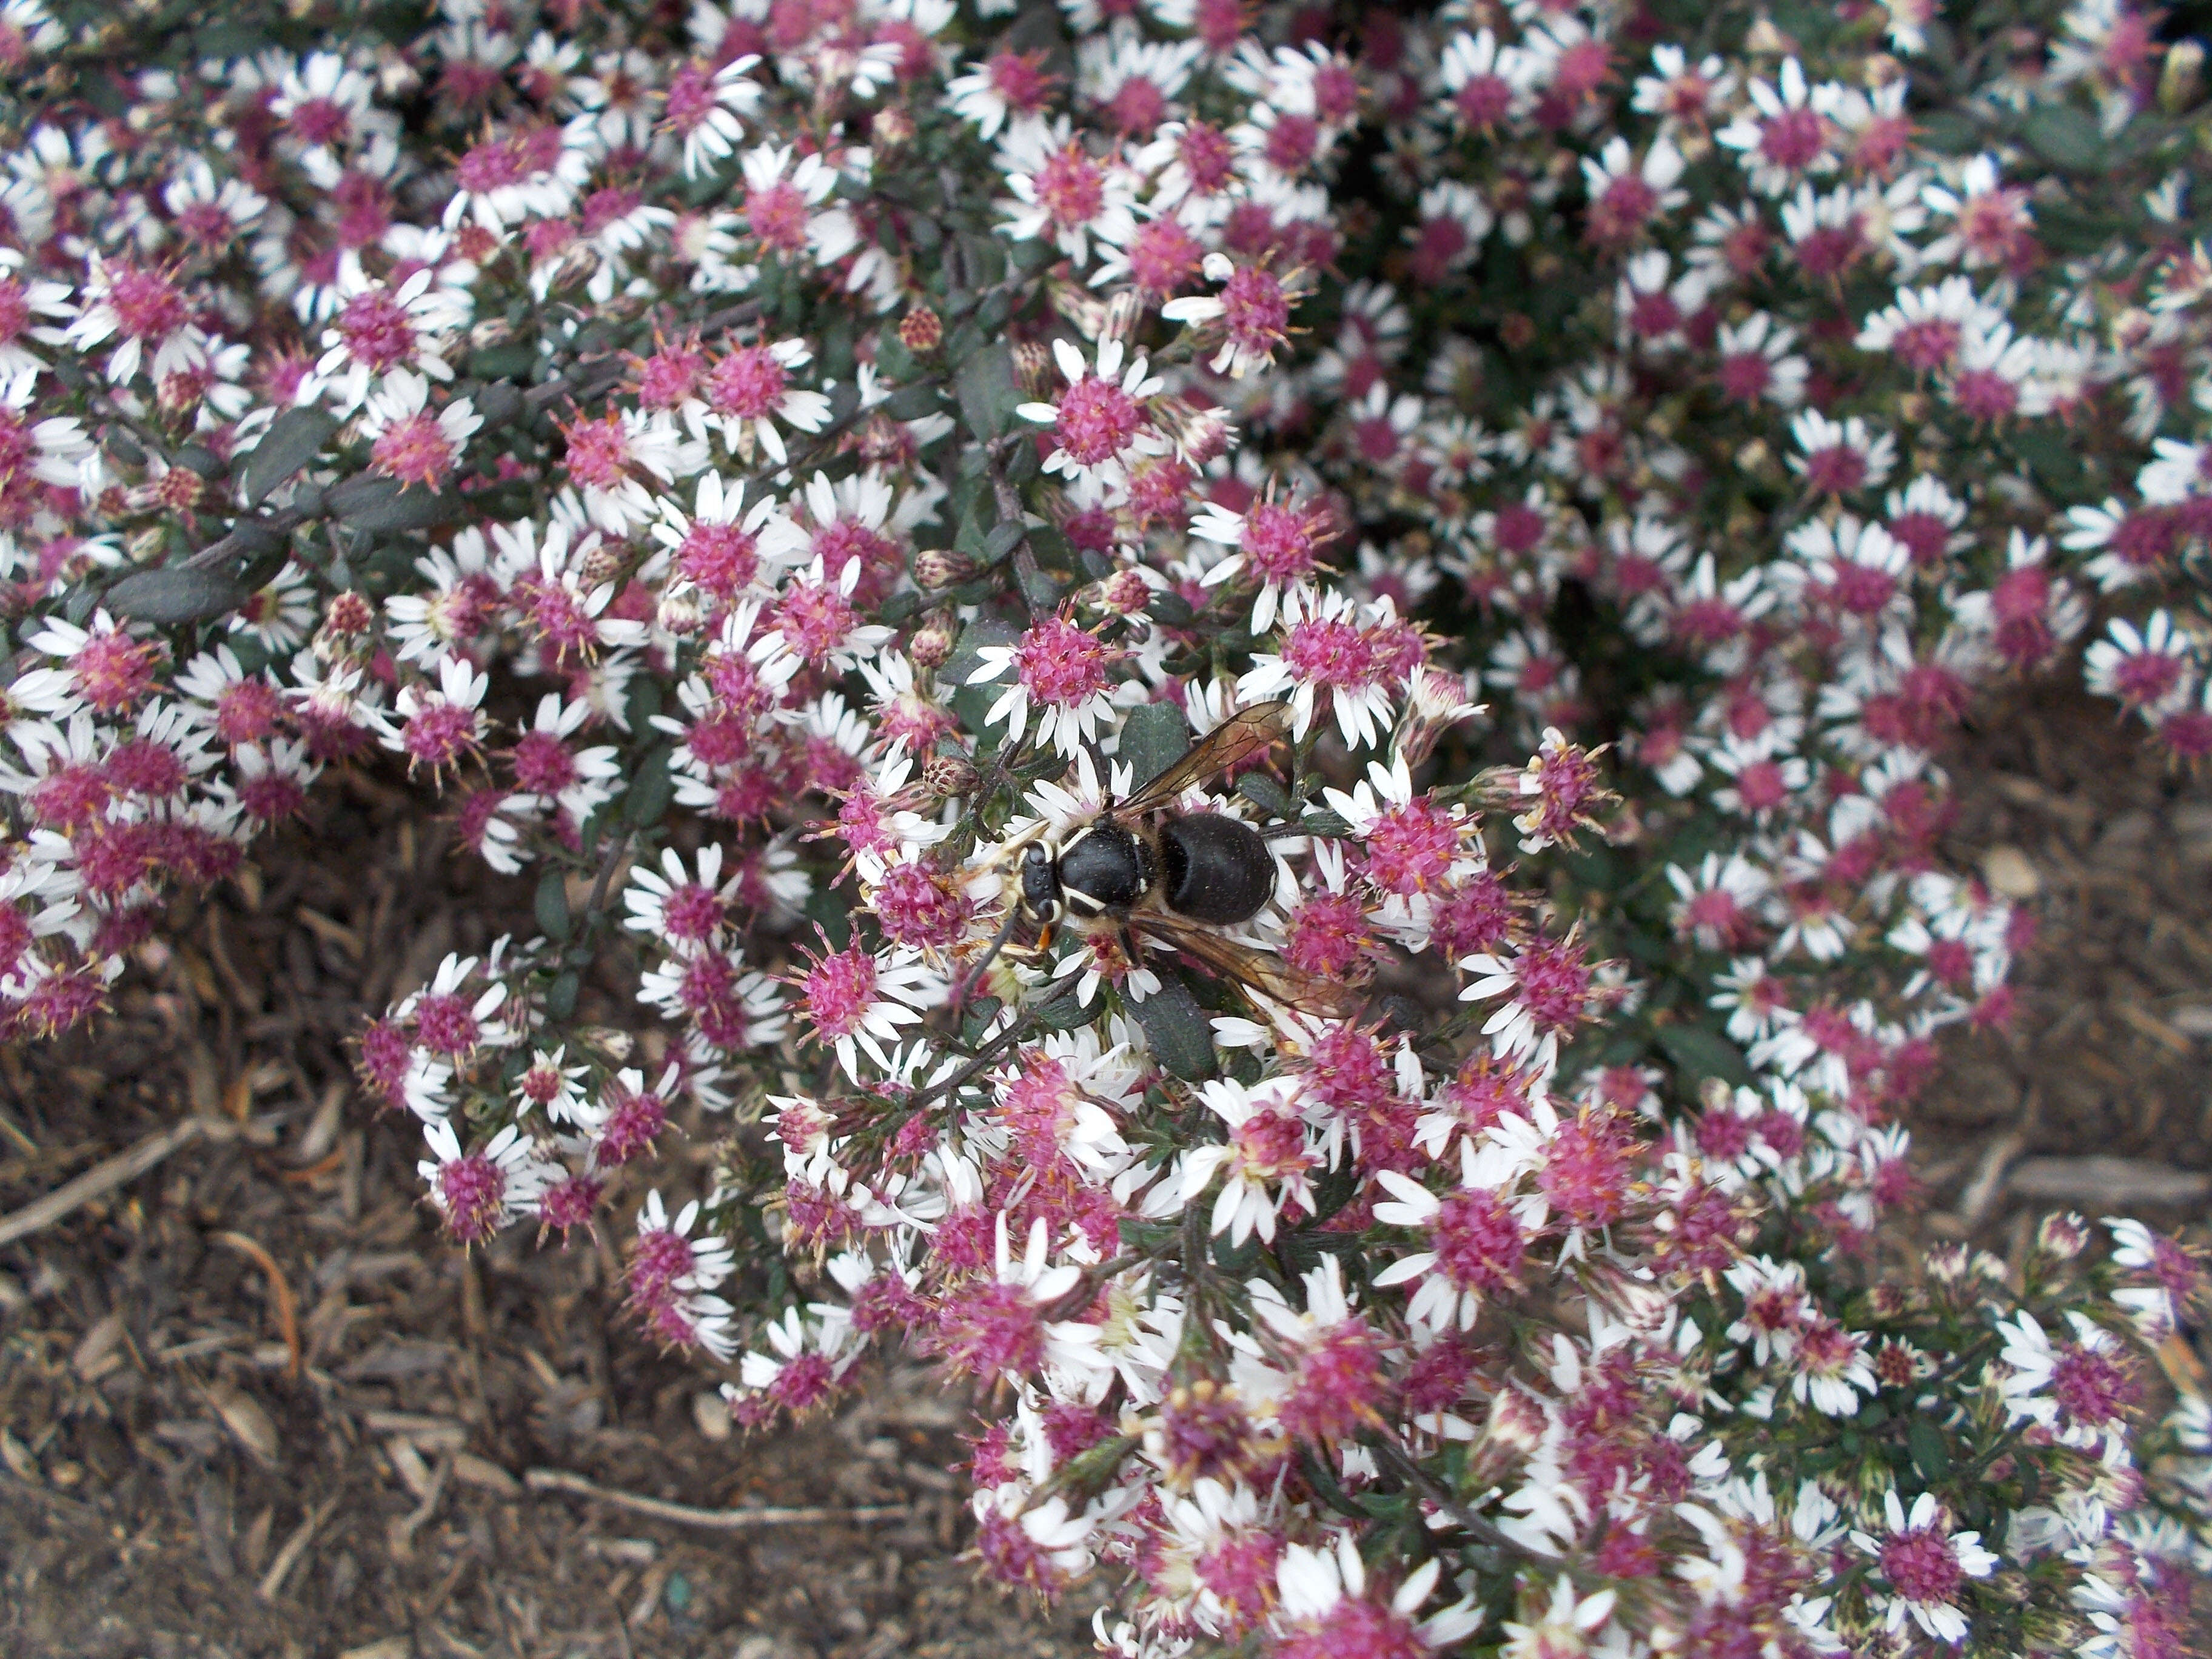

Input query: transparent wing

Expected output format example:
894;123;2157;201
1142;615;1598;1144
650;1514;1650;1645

1115;700;1292;817
1131;910;1367;1022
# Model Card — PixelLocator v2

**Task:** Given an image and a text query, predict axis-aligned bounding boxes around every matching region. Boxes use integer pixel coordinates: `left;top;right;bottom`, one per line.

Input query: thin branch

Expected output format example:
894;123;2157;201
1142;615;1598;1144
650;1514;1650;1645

0;1118;223;1249
525;1467;914;1530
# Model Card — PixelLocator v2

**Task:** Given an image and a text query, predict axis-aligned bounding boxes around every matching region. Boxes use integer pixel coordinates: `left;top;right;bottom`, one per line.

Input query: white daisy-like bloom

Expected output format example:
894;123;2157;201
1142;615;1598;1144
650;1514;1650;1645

511;692;623;823
1175;1074;1318;1247
417;1120;558;1237
969;1483;1101;1582
1235;588;1400;751
313;265;469;412
1438;28;1540;129
62;252;215;387
1497;1576;1618;1659
1787;408;1896;495
1714;57;1838;196
0;247;73;377
2083;610;2197;716
1714;311;1808;407
663;54;764;179
1372;1134;1540;1332
1993;1309;2139;1452
701;335;832;465
1275;1535;1483;1652
2138;423;2212;506
379;651;489;766
269;50;380;161
736;141;860;266
996;116;1139;267
559;405;705;533
0;365;92;489
396;950;517;1055
356;367;483;486
991;1212;1113;1384
622;842;740;953
805;942;941;1082
441;112;597;232
2105;1219;2185;1336
1015;335;1168;499
1848;1490;1998;1644
648;468;791;609
965;616;1134;760
1161;250;1305;380
511;1045;590;1123
728;1302;863;1401
748;553;899;677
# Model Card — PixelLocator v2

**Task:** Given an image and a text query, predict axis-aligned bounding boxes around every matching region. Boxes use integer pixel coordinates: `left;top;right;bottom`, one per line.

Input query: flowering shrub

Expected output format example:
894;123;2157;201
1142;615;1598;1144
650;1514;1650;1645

4;0;2212;1651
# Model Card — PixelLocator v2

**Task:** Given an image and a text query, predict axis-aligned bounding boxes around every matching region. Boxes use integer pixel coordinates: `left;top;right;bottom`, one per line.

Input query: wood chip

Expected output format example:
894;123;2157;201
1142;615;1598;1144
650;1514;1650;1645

451;1453;521;1497
1979;844;2039;899
2005;1156;2212;1207
385;1437;437;1501
338;1640;412;1659
70;1310;127;1381
206;1383;280;1464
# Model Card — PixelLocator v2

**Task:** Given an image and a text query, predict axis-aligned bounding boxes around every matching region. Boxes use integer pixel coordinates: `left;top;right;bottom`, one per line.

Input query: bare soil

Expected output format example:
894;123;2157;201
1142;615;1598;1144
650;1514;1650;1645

1;674;2206;1658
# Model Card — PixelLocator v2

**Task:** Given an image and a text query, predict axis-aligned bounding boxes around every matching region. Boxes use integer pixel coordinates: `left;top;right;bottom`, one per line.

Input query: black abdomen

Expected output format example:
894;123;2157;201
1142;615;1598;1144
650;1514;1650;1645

1158;814;1275;924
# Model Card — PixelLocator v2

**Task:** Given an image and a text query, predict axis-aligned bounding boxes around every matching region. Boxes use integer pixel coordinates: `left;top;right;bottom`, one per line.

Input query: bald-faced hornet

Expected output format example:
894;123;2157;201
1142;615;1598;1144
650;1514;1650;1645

970;700;1361;1020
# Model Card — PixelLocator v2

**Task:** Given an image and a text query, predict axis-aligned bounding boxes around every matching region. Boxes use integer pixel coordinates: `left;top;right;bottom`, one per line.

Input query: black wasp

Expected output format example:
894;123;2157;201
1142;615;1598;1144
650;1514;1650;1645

968;700;1360;1019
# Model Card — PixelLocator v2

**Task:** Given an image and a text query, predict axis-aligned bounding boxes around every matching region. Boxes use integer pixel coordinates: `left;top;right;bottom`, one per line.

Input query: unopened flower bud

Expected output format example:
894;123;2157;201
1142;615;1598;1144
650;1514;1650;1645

577;538;625;591
908;615;956;667
913;547;974;589
658;591;703;637
154;466;203;512
898;304;942;354
1012;339;1054;400
1499;312;1537;350
921;752;979;800
126;526;167;565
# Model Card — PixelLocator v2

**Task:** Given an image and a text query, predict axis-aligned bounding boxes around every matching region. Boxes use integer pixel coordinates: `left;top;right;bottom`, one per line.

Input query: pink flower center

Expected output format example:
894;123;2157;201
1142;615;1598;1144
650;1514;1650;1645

1014;616;1116;707
1052;373;1143;466
802;943;878;1042
1431;1188;1526;1293
1880;1526;1965;1607
336;287;418;372
708;345;788;420
1758;105;1826;172
106;264;187;343
414;990;481;1056
1033;144;1105;230
372;412;458;489
678;520;760;600
437;1152;506;1242
745;179;809;252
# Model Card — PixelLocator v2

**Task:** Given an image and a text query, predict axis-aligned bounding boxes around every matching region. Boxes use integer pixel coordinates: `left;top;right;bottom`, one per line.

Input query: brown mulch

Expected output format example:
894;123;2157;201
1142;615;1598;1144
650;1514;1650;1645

1914;678;2212;1245
1;674;2208;1658
0;774;1100;1659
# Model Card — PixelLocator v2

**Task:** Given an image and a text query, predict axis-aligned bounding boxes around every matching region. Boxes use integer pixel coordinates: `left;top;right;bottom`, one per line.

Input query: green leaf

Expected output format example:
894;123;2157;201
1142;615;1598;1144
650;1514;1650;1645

982;521;1027;564
1235;773;1294;821
468;344;536;380
881;382;940;422
545;971;581;1021
955;341;1020;440
238;408;337;508
2010;424;2090;495
327;475;457;532
2021;104;2100;171
1907;1416;1951;1483
1118;700;1191;790
1132;977;1216;1081
623;744;675;828
1655;1023;1753;1089
535;868;572;943
104;566;246;625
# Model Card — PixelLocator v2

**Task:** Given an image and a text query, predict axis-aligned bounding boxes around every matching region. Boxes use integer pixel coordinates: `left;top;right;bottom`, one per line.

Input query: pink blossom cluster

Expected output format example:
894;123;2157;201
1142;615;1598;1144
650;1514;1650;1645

1;0;2210;1652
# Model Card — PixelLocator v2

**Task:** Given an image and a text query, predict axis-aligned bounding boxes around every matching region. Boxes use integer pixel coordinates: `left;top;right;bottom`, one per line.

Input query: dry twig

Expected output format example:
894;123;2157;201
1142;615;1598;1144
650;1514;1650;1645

523;1467;913;1530
0;1118;218;1248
